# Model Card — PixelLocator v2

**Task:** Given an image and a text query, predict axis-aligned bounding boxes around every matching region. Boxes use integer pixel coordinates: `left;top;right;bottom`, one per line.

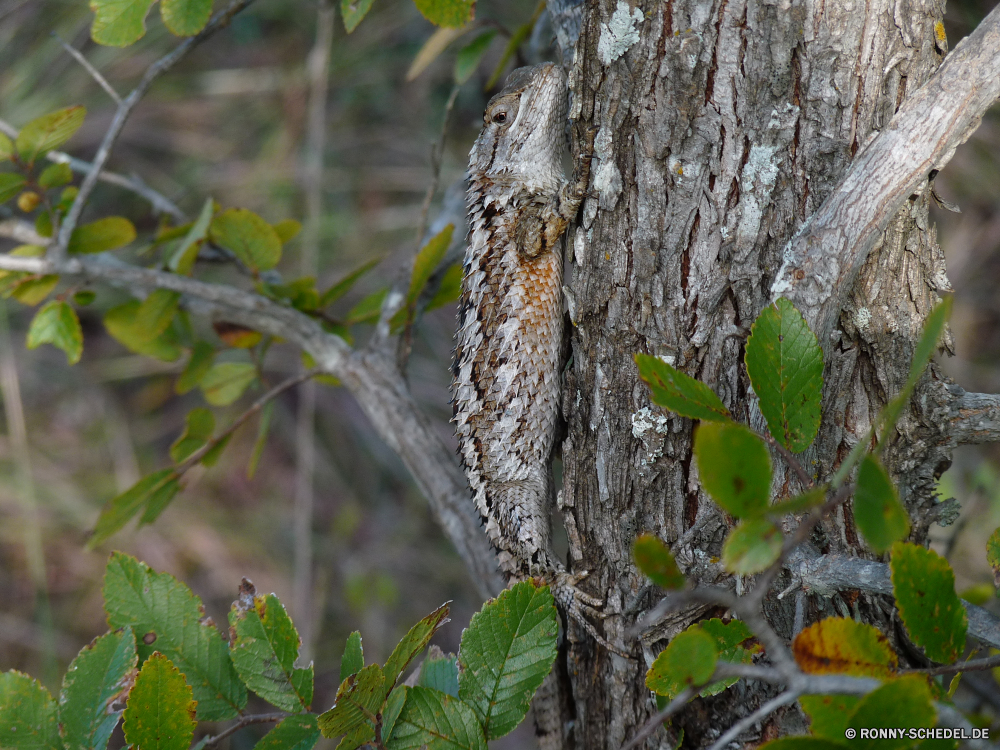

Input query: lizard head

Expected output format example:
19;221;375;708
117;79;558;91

469;62;568;193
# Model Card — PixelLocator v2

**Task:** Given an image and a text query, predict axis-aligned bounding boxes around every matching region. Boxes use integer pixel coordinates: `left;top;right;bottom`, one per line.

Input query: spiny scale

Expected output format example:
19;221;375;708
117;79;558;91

452;63;625;658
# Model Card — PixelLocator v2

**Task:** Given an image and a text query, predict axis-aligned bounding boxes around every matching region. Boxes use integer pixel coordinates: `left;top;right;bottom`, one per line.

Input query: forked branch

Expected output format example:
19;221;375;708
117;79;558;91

772;4;1000;343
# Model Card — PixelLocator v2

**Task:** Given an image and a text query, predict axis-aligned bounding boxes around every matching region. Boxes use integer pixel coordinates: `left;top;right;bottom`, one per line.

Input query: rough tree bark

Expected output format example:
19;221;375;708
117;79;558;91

550;0;994;747
2;1;999;747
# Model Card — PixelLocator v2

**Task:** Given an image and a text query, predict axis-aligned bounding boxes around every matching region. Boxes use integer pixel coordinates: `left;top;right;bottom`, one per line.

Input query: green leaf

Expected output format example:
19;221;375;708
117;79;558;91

845;675;934;750
0;670;59;750
988;527;1000;590
68;217;137;254
38;162;73;189
854;455;910;554
745;298;824;452
177;341;215;394
412;0;474;27
698;618;759;697
27;300;83;364
0;132;13;160
632;533;685;589
89;469;180;547
454;30;496;84
425;263;462;312
380;686;407;744
890;542;967;663
385;686;487;750
160;0;212;36
340;631;364;682
335;725;374;750
15;107;87;164
210;208;283;272
879;297;952;442
263;277;319;312
458;581;557;739
122;652;196;750
406;26;467;81
170;408;215;463
722;518;783;574
90;0;156;45
792;617;897;678
247;400;273;479
103;552;247;720
693;421;772;517
104;291;182;361
272;218;302;244
317;664;385;739
645;626;718;699
229;592;313;712
200;362;256;406
417;650;459;698
200;433;231;467
169;198;213;275
799;694;861;741
391;224;453;333
384;602;451;690
256;714;320;750
137;473;181;524
320;258;381;308
10;275;59;306
341;0;375;32
635;353;731;422
73;290;96;306
59;627;138;750
0;172;27;203
346;288;387;324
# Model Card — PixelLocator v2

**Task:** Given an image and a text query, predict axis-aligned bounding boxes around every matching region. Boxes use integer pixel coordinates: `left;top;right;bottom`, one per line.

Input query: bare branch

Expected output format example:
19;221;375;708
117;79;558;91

619;686;694;750
196;712;285;749
705;690;801;750
787;551;1000;650
0;246;503;598
177;369;318;472
53;34;123;105
902;652;1000;677
745;483;854;609
0;120;185;221
53;0;257;262
948;390;1000;445
771;4;1000;342
0;219;47;246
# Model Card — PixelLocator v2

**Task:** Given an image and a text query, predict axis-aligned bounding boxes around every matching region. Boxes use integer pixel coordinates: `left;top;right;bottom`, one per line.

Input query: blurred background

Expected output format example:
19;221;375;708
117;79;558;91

0;0;998;744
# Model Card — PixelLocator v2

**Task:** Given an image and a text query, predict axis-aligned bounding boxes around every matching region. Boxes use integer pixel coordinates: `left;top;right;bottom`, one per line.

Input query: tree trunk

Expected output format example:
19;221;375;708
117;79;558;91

558;0;953;746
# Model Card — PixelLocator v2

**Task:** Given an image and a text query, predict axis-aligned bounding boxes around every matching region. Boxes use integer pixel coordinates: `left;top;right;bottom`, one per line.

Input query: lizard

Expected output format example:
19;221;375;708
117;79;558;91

451;62;624;656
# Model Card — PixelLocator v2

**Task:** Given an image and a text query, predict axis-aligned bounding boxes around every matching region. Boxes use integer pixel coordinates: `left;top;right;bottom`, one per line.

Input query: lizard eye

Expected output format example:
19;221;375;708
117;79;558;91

493;111;508;124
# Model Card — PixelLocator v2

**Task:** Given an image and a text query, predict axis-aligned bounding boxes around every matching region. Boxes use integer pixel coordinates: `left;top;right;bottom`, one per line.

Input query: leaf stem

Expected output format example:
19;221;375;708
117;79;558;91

177;368;320;473
197;712;286;749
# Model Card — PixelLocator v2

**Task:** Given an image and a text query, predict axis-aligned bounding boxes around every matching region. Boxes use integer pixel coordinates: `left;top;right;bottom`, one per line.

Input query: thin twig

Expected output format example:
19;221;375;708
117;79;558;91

414;84;460;250
53;0;256;262
763;432;812;489
619;687;694;750
745;483;854;610
178;368;320;472
397;83;461;369
197;712;286;749
0;227;505;599
706;690;801;750
0;119;185;220
901;652;1000;677
53;34;123;105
